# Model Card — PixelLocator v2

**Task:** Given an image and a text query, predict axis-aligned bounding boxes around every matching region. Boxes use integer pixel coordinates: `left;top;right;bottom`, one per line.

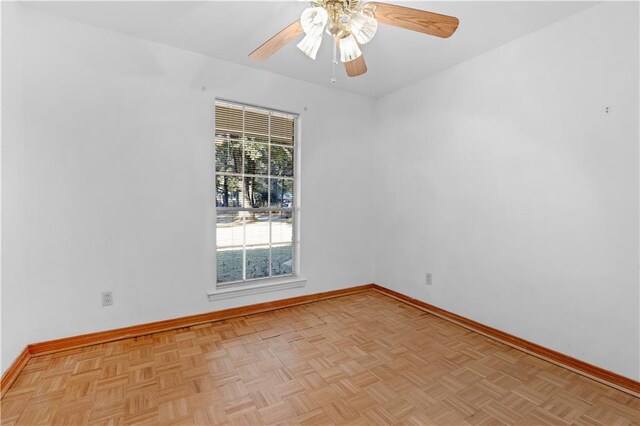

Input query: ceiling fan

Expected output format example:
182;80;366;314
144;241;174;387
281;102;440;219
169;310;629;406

249;0;459;79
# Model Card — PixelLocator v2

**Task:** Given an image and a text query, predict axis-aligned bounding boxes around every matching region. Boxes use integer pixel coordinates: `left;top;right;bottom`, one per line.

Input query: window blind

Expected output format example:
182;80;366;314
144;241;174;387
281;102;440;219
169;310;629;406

214;104;295;144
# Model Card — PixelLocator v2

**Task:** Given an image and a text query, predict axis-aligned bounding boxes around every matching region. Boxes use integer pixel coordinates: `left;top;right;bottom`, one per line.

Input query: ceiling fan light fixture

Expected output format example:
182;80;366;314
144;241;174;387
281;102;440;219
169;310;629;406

350;11;378;45
300;6;329;38
297;33;323;60
339;33;362;62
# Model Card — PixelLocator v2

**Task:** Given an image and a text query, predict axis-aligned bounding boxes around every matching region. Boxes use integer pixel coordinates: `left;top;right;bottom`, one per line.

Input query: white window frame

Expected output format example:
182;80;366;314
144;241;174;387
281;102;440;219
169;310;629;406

212;99;302;297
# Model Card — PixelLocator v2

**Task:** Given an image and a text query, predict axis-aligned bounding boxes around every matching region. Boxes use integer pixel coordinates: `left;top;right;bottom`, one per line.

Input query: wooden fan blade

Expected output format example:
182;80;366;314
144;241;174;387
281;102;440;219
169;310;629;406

344;55;368;77
249;20;304;61
370;2;459;38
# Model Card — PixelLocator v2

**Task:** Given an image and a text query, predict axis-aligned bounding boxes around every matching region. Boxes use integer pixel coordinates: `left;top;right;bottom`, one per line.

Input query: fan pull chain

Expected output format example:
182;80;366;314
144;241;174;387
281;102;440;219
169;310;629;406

331;40;338;84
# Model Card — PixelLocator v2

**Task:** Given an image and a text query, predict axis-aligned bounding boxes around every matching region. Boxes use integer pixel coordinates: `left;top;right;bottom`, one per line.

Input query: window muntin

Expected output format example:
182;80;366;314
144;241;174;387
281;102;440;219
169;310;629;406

215;101;296;285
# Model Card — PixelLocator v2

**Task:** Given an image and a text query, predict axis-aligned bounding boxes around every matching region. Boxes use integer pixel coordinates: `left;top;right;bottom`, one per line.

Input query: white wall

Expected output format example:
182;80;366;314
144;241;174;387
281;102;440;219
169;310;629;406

1;4;30;374
373;2;639;380
1;4;376;372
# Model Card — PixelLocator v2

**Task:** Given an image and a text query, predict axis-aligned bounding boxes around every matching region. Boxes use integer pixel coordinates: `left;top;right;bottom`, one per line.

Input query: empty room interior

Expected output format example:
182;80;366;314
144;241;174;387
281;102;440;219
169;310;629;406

1;0;639;424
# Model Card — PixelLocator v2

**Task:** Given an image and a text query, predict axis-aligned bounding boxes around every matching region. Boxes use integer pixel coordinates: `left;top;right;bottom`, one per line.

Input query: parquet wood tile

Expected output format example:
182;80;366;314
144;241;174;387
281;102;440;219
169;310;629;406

2;291;639;425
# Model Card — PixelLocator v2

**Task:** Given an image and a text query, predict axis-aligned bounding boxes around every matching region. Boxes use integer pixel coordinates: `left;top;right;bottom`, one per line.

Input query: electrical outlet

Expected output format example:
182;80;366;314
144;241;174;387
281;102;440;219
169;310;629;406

426;273;432;286
102;291;113;306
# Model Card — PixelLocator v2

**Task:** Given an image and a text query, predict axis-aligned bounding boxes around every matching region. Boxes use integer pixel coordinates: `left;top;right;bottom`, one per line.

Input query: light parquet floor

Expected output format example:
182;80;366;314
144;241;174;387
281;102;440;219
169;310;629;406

1;291;638;425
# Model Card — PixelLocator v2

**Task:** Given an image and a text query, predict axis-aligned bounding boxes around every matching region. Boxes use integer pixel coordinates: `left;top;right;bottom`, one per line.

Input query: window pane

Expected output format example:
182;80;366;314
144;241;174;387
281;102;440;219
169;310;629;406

245;212;270;246
215;104;243;139
272;245;293;276
216;176;243;208
215;138;242;173
217;213;244;248
270;179;293;208
270;113;294;145
217;248;243;283
270;145;293;177
244;142;268;175
246;247;270;280
245;177;268;208
244;108;269;143
271;212;292;245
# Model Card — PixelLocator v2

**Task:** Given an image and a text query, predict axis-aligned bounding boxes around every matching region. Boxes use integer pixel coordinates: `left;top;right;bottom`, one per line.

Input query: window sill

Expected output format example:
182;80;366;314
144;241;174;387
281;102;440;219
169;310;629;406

208;278;307;301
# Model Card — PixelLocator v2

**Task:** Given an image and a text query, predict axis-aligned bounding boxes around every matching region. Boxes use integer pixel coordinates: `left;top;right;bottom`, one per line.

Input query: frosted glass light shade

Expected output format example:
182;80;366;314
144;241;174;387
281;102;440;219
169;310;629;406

339;34;362;62
300;7;328;38
297;33;323;60
350;12;378;45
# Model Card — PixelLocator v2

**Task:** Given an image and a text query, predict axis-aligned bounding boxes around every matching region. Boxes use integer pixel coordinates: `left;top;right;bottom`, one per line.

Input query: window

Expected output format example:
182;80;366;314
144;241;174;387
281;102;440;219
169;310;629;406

215;101;297;285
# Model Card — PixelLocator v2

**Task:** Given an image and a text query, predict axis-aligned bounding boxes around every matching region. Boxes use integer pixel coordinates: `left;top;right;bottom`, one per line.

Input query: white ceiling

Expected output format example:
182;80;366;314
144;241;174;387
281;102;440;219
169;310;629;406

22;1;596;98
